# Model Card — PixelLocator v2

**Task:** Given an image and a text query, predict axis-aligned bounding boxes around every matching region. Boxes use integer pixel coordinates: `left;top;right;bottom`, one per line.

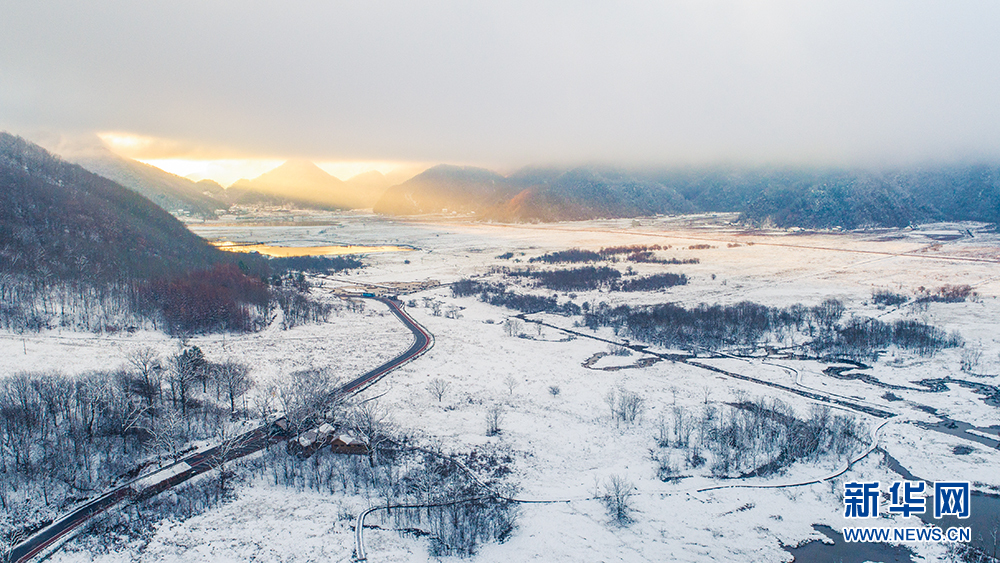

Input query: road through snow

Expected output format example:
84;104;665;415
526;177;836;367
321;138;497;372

8;296;432;563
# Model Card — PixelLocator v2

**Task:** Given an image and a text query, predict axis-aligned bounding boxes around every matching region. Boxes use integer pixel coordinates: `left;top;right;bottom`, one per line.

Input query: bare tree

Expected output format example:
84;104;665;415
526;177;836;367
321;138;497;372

503;375;519;395
351;400;392;466
600;475;635;525
216;361;253;416
151;409;186;459
207;425;254;502
1;528;26;563
961;344;983;374
125;346;162;405
656;414;671;448
813;298;845;331
604;388;617;421
486;404;505;436
169;347;206;415
548;385;561;397
276;368;339;432
427;378;451;403
503;318;522;337
615;389;644;424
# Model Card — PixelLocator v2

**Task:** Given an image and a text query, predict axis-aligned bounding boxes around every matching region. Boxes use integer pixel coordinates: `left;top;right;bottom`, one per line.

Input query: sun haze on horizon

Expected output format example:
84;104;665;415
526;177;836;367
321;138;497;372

98;132;427;187
2;2;998;169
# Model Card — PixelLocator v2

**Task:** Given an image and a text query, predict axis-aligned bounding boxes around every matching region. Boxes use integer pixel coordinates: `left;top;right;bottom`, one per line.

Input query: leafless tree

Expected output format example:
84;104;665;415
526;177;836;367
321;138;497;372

486;404;505;436
503;318;522;337
813;298;845;330
125;346;162;405
503;375;519;395
207;425;254;502
427;378;451;403
351;400;392;466
151;409;186;459
616;389;644;424
961;344;983;374
604;388;617;421
276;368;339;432
216;361;253;416
600;475;635;525
656;414;671;448
1;528;26;563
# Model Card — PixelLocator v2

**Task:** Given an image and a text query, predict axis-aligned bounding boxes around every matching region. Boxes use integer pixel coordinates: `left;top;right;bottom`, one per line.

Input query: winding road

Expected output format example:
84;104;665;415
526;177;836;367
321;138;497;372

8;296;432;563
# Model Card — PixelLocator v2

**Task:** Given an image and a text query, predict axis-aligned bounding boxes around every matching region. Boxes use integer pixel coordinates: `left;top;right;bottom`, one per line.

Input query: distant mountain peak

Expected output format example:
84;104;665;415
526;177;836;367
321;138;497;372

252;159;340;185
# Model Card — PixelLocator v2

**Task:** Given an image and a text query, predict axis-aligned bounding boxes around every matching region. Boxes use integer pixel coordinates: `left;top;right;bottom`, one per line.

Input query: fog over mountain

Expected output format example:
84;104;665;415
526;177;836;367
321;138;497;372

29;134;226;218
2;2;998;166
226;161;390;210
372;161;1000;229
0;132;228;282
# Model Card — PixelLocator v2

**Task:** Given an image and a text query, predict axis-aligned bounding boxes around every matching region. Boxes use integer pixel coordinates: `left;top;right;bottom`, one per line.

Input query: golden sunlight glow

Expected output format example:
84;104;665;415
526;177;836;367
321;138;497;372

316;161;399;179
138;158;284;187
211;241;414;257
98;131;421;187
98;131;160;154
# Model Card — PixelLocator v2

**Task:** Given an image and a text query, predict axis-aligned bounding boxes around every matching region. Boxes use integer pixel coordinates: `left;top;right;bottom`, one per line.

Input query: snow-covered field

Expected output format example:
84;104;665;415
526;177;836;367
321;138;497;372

10;213;1000;562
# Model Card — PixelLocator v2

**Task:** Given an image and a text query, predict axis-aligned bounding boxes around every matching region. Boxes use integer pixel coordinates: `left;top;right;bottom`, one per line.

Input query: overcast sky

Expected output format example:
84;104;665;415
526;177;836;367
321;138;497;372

2;0;999;172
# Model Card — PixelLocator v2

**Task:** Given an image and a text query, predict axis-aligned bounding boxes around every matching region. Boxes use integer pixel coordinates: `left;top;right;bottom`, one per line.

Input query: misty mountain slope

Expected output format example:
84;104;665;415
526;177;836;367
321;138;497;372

373;164;515;215
38;136;228;218
738;171;934;229
904;164;1000;225
230;160;387;209
0;132;229;282
493;166;695;221
370;161;1000;229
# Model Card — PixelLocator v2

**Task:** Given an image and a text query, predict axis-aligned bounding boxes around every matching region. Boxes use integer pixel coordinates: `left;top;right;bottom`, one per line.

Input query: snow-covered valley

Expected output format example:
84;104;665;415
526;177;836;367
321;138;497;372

5;213;1000;562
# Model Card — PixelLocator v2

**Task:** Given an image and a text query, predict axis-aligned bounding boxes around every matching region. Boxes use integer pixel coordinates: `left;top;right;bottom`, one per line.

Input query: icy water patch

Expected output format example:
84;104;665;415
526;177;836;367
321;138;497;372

883;451;1000;554
211;241;415;257
788;452;1000;561
784;524;915;562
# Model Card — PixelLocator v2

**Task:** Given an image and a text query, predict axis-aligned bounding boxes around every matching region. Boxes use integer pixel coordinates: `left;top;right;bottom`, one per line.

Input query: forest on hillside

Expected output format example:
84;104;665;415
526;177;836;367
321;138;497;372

374;162;1000;228
0;133;354;334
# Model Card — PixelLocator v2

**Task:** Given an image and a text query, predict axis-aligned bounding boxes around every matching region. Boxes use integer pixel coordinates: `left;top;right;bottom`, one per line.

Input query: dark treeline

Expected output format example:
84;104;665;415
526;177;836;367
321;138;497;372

599;244;666;256
1;360;517;557
451;279;581;315
653;398;863;480
143;264;272;333
0;263;336;335
1;133;349;335
815;317;960;358
872;289;908;306
612;273;688;292
528;249;601;264
527;246;699;266
916;284;976;304
623;251;699;265
510;266;621;291
477;267;688;293
266;255;363;274
587;301;797;349
0;349;255;540
585;299;959;358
